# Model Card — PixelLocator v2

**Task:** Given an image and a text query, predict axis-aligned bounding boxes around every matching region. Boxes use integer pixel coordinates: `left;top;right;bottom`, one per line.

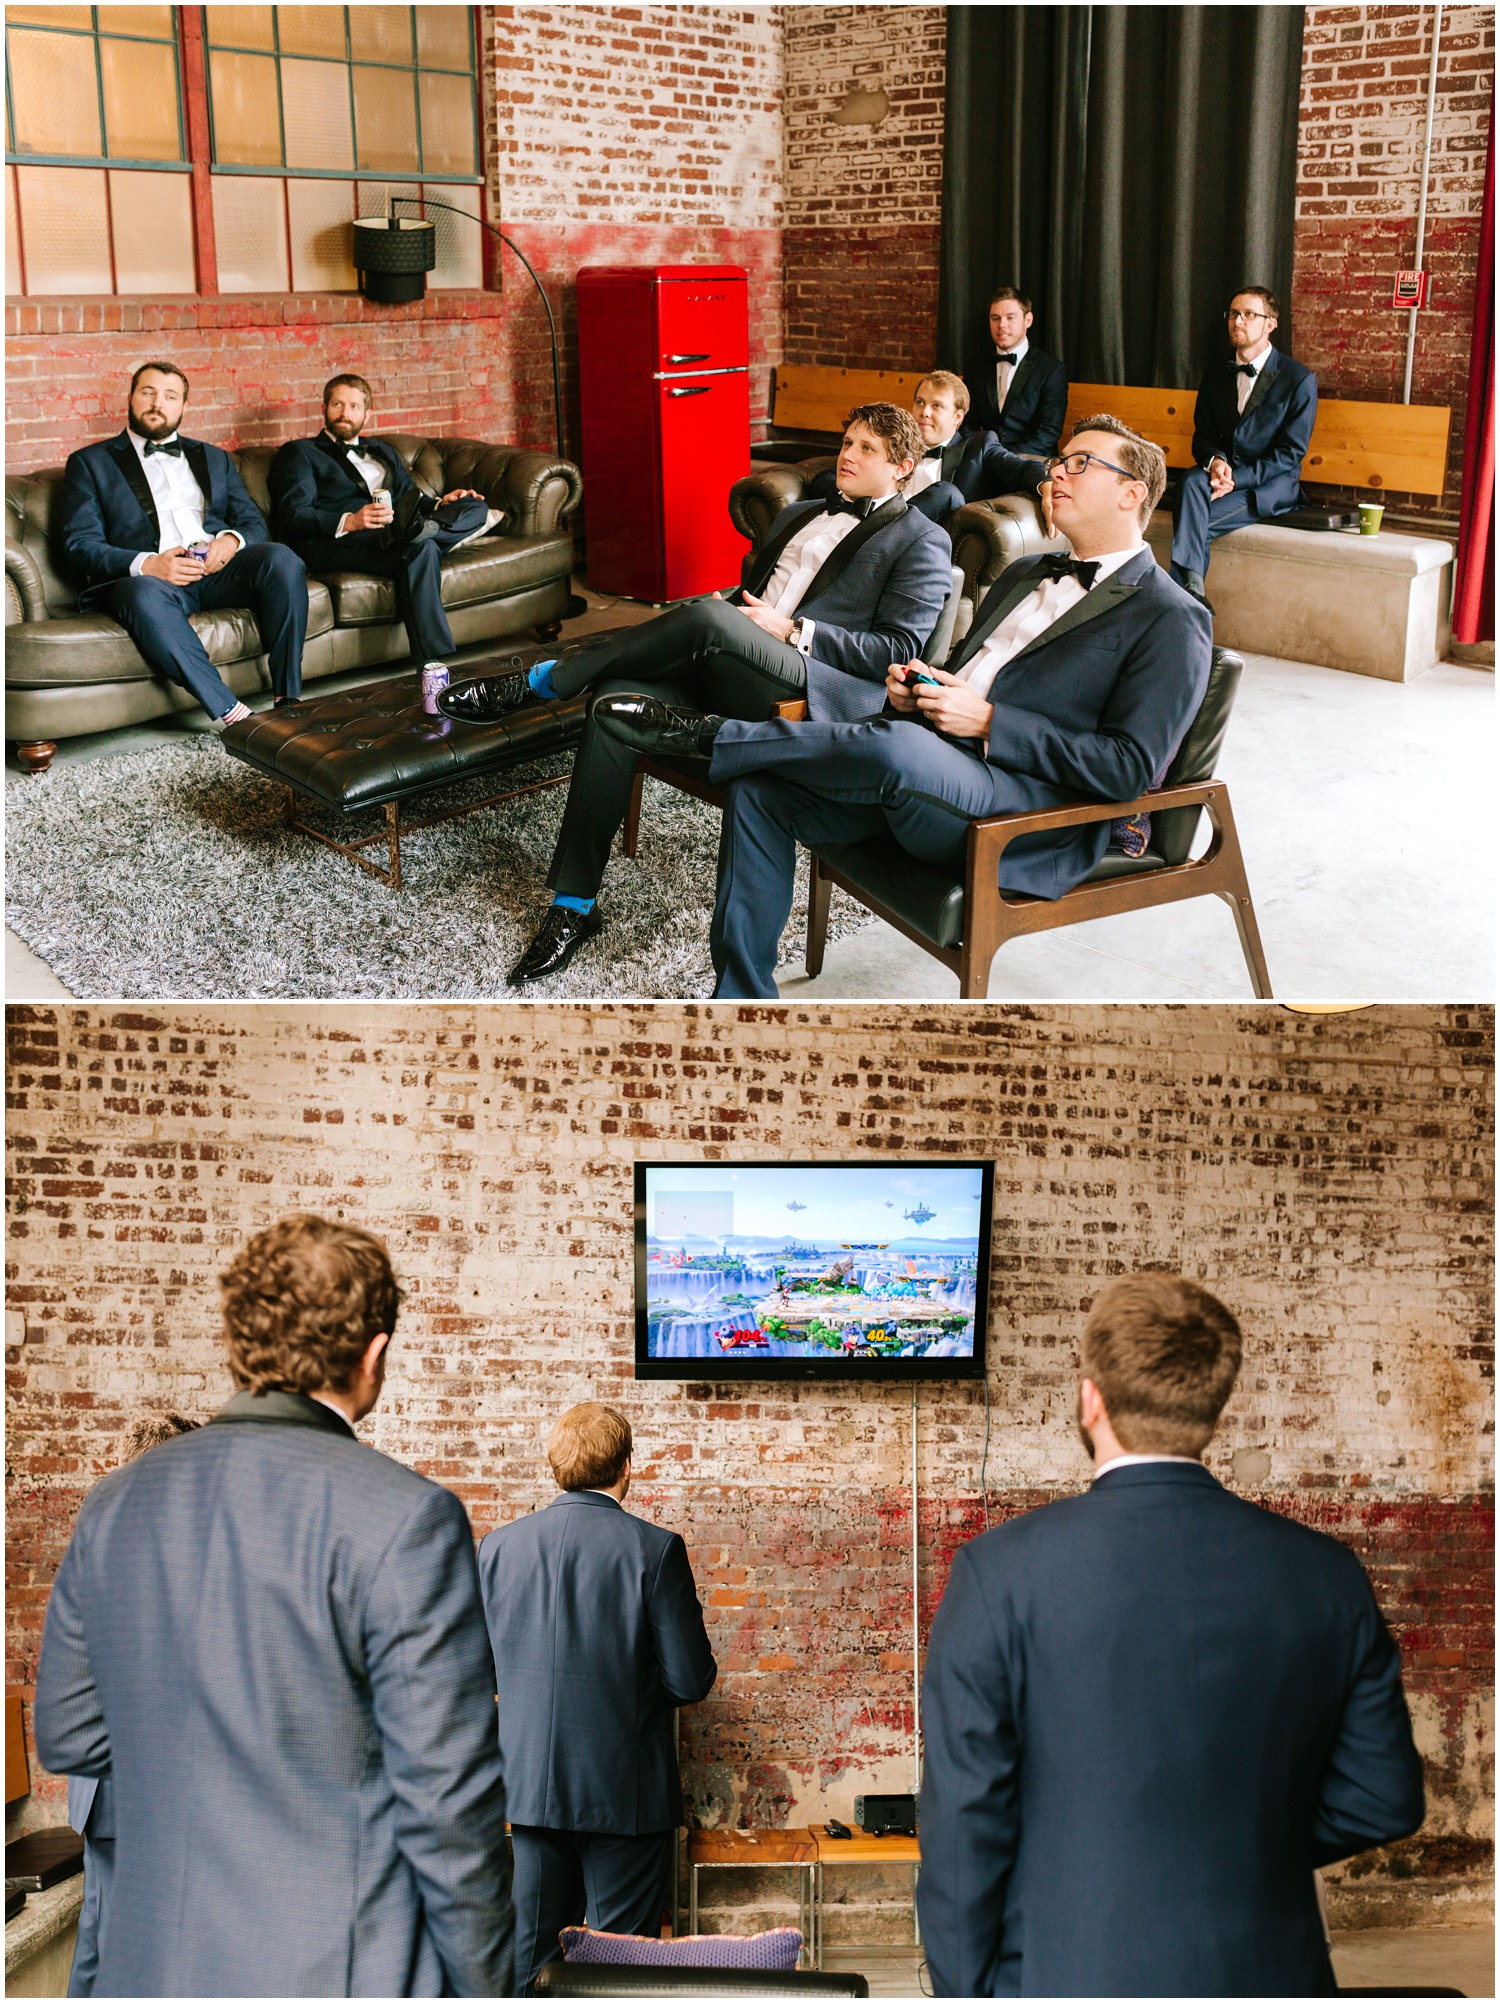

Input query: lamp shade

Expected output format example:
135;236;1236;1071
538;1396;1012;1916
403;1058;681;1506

351;216;437;303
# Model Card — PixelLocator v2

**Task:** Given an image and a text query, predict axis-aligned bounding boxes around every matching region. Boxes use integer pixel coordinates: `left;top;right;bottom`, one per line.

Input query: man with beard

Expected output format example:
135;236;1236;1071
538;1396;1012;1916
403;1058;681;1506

269;373;498;670
57;361;307;725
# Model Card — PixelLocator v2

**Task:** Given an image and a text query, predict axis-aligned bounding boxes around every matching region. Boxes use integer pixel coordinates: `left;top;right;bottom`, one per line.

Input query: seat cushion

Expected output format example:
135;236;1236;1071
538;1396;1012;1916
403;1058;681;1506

313;530;574;626
559;1927;803;1971
5;580;334;689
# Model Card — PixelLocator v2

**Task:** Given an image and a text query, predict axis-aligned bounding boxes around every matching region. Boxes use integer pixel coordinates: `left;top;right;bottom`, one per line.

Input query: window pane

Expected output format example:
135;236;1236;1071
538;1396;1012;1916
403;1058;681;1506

280;56;353;171
354;177;420;221
15;164;111;292
426;181;479;289
101;37;182;161
209;48;281;166
276;7;348;60
8;28;104;158
6;169;22;294
5;7;96;27
350;8;413;64
287;175;355;289
204;8;276;51
95;7;175;38
212;171;287;288
110;167;195;290
417;70;474;176
415;7;471;71
352;64;417;173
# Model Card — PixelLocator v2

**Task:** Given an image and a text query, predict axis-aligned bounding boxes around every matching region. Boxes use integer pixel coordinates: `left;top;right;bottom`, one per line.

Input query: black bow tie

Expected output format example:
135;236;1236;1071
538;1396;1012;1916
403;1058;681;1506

923;445;947;461
1034;553;1101;590
825;493;882;519
996;350;1020;366
1233;362;1257;377
143;437;183;457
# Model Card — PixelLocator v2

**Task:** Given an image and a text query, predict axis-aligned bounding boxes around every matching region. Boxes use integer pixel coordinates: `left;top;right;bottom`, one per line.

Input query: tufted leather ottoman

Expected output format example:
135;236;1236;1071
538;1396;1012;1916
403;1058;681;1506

222;664;589;889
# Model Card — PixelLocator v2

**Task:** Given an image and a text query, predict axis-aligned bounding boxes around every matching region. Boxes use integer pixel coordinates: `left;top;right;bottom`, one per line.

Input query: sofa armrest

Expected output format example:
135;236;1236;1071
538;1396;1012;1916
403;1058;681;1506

949;495;1055;604
729;466;809;546
6;539;49;624
467;448;582;537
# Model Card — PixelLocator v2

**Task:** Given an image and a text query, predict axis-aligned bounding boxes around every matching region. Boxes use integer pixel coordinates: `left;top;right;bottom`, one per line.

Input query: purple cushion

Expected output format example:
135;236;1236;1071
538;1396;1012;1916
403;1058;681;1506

560;1926;803;1970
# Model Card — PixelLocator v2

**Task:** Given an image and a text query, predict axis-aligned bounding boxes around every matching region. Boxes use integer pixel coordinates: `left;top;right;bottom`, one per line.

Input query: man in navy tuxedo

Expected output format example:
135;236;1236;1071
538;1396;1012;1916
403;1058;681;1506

916;1272;1425;1997
35;1214;514;1998
268;373;495;667
808;371;1053;528
594;415;1210;999
57;362;307;725
1171;285;1318;604
961;289;1069;459
467;403;953;986
478;1404;716;1992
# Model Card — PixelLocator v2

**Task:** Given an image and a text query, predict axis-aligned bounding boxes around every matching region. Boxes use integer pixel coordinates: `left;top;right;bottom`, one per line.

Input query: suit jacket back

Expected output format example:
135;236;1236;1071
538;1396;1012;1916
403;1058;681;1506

918;1464;1425;1998
34;1394;513;1998
478;1490;717;1834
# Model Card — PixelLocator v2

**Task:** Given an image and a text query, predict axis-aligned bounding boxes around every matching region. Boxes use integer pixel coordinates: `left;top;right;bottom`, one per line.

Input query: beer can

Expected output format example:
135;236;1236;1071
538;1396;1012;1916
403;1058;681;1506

421;661;450;714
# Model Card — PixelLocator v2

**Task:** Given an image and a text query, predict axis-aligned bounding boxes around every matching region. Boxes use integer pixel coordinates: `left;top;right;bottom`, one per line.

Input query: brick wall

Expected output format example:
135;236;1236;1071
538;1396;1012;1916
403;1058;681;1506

1293;4;1495;520
6;1004;1493;1930
781;6;946;371
4;5;784;474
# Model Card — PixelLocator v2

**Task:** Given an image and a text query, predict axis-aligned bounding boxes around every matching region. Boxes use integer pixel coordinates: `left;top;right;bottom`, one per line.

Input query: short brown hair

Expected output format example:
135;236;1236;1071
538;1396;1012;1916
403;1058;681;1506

988;287;1032;314
547;1403;633;1491
1233;284;1280;320
220;1214;402;1396
1062;412;1168;529
842;402;924;486
130;360;189;399
123;1412;198;1463
1083;1274;1243;1456
916;369;971;418
323;372;373;407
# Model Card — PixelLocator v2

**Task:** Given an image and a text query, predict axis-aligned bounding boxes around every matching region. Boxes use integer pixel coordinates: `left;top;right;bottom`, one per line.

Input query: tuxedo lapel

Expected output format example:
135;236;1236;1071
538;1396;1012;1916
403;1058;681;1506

1001;349;1035;419
744;501;821;597
108;432;160;542
946;559;1050;672
1005;549;1155;665
798;494;908;608
182;439;214;520
942;437;969;484
313;428;375;497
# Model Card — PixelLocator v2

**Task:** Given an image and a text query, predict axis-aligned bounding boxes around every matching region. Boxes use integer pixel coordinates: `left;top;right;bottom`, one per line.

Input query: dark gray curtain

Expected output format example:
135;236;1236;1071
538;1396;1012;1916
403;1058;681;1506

939;6;1304;385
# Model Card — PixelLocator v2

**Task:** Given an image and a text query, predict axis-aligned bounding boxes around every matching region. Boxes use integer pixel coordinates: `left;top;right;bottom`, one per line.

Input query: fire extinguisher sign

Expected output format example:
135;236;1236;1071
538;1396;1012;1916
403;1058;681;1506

1392;270;1430;309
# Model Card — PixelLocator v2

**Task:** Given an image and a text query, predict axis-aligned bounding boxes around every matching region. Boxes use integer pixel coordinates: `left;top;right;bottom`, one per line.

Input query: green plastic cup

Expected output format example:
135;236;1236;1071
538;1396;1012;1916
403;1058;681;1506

1358;502;1384;536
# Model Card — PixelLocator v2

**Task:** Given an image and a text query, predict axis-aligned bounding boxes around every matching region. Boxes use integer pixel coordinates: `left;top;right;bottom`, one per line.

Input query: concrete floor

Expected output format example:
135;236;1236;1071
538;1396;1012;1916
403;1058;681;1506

823;1926;1495;1997
6;580;1492;1002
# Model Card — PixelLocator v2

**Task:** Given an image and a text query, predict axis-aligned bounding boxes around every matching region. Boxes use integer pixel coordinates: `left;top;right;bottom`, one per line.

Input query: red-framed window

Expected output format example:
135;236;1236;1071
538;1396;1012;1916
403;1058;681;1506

5;4;485;297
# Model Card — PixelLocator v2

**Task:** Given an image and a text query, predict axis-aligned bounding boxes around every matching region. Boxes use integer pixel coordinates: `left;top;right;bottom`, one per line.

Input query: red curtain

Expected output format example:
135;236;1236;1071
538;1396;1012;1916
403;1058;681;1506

1454;107;1494;646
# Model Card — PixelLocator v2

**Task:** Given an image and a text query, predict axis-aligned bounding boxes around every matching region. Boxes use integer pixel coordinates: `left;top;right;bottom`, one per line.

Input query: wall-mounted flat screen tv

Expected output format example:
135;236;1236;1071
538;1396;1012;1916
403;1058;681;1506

634;1160;993;1380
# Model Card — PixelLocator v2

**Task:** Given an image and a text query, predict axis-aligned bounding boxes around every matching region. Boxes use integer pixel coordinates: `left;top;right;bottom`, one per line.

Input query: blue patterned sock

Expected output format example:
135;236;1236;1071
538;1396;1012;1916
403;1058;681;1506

552;894;595;915
528;660;559;699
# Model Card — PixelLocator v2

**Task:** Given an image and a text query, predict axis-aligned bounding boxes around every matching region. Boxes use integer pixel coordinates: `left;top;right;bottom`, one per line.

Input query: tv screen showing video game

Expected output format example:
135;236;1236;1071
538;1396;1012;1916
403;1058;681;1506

633;1160;992;1380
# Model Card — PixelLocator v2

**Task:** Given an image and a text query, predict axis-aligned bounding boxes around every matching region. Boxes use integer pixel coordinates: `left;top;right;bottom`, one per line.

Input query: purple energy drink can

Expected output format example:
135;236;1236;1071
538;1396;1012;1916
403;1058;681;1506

421;662;450;714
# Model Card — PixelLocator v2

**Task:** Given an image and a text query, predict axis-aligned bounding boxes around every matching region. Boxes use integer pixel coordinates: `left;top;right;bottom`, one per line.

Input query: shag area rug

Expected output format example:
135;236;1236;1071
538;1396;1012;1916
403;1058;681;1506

6;737;873;1000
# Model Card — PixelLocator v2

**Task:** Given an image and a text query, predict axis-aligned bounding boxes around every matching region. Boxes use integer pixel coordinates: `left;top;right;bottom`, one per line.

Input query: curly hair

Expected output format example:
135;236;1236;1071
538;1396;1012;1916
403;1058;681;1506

219;1214;402;1396
841;401;925;485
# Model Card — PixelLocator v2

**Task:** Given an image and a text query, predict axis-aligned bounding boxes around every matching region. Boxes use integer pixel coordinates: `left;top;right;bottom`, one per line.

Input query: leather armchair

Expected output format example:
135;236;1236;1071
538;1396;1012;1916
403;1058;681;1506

7;434;582;771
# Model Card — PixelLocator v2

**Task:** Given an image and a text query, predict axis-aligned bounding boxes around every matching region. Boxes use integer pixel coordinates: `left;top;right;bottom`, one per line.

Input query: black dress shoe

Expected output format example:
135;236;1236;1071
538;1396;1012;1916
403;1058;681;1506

591;692;725;761
508;904;604;986
378;485;427;549
436;663;534;723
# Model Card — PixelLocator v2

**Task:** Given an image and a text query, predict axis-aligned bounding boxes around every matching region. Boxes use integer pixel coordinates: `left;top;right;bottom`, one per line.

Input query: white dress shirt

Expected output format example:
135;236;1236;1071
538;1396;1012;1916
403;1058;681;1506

331;432;391;536
1092;1452;1204;1482
955;542;1142;703
126;429;243;576
759;489;900;654
905;436;959;498
995;334;1029;414
1235;344;1271;415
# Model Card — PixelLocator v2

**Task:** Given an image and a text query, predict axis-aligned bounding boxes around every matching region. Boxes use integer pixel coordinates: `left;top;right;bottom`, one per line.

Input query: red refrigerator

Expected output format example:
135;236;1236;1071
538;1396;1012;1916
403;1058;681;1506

576;264;750;601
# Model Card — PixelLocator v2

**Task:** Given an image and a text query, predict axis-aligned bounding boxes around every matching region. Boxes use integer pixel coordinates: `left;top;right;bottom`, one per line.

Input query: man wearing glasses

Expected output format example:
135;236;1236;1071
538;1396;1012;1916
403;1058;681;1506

1170;286;1318;607
587;416;1212;999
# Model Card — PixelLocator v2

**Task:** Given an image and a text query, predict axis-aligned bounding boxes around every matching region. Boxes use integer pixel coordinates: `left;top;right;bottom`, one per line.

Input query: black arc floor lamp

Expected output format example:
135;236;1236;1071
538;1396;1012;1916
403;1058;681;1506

351;198;565;464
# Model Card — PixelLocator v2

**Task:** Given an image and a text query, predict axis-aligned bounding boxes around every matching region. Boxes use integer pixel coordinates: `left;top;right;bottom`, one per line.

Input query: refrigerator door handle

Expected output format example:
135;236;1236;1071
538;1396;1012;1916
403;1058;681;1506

653;367;748;381
666;352;711;363
666;385;711;398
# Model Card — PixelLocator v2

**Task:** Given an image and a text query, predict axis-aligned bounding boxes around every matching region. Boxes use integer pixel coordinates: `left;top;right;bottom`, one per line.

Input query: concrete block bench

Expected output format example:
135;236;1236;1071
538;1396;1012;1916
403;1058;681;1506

1144;514;1453;681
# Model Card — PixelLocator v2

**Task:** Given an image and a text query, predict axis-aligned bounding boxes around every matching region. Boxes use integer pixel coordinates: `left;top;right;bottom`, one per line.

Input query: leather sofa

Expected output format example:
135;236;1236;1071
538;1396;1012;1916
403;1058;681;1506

5;435;582;772
734;456;1056;608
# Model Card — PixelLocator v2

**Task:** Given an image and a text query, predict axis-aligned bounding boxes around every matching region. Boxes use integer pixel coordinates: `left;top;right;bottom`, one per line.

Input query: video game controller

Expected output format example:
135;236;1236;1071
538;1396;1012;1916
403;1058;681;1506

900;663;940;688
825;1818;853;1839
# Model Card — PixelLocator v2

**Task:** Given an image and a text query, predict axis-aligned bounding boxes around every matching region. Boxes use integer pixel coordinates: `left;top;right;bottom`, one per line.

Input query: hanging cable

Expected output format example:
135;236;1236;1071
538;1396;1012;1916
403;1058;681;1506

979;1367;993;1530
